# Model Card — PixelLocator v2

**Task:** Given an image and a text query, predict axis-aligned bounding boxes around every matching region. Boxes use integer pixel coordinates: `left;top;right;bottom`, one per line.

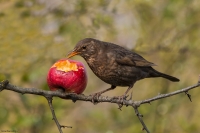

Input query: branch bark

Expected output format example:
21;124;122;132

1;79;200;133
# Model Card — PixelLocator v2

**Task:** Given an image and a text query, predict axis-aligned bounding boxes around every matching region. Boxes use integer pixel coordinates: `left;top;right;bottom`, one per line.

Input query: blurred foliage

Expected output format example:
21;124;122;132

0;0;200;133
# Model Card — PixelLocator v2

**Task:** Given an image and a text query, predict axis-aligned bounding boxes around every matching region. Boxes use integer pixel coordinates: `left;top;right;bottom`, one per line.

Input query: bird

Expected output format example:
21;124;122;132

67;38;179;101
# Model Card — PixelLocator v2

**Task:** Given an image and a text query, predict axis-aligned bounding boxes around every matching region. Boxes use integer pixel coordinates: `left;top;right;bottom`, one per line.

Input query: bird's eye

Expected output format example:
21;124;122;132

82;46;86;49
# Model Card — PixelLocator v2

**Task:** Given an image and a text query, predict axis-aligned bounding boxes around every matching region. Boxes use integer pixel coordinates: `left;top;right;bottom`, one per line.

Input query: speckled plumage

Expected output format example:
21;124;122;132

67;38;179;98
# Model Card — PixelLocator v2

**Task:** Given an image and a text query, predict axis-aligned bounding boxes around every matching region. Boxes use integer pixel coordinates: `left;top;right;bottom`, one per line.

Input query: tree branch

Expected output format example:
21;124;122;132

133;107;150;133
46;97;72;133
1;79;200;133
139;83;200;105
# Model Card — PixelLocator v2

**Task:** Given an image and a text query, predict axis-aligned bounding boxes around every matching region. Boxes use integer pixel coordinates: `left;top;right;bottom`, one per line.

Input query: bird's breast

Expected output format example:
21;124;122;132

86;57;137;86
86;56;114;75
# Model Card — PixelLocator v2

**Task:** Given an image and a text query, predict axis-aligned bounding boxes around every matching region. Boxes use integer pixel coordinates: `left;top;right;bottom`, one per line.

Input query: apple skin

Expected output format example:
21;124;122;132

47;59;87;94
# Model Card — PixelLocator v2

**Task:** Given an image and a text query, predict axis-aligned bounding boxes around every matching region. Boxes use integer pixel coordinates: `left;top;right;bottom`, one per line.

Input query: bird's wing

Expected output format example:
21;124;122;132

115;52;156;67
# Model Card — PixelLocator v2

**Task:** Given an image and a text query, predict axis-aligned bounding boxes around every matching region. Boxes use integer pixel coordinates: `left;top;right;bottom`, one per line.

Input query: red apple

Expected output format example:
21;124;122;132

47;59;87;94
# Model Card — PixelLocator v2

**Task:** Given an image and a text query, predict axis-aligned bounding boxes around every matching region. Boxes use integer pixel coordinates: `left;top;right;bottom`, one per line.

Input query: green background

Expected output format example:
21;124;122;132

0;0;200;133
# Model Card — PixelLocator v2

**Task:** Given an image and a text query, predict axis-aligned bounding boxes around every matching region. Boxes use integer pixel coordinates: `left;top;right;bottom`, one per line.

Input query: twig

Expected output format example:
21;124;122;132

139;83;200;105
1;80;200;133
133;107;150;133
46;97;72;133
185;91;192;102
47;97;63;133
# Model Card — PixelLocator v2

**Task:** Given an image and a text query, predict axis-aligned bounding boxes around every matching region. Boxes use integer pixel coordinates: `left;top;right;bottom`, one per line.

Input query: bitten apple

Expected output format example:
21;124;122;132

47;59;87;94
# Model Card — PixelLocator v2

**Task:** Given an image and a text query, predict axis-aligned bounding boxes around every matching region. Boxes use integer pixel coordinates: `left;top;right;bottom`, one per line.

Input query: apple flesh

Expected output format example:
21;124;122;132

47;59;87;94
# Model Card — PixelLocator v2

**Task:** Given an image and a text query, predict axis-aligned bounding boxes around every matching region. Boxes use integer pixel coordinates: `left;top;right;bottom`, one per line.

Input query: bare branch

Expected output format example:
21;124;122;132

2;80;200;106
1;79;200;133
46;97;72;133
139;83;200;105
133;107;150;133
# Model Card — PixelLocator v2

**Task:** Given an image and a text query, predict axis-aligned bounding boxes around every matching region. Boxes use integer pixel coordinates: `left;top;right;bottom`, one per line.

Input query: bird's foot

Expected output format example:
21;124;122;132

89;92;102;104
112;94;129;102
112;95;129;110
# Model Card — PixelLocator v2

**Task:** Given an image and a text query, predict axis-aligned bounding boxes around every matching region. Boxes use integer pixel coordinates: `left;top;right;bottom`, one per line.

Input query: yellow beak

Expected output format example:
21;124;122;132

67;51;80;58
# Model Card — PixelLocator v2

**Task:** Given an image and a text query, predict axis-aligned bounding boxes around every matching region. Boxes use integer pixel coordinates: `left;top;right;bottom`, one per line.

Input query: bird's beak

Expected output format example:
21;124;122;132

67;50;80;58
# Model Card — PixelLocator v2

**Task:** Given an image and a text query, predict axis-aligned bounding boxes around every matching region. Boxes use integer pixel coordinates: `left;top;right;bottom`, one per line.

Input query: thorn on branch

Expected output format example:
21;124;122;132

63;92;78;103
70;93;79;103
136;112;143;117
61;125;72;128
72;98;77;103
185;91;192;102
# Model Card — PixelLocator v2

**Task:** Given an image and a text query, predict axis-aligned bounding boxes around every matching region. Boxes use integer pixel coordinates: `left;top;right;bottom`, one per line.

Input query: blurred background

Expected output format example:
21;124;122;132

0;0;200;133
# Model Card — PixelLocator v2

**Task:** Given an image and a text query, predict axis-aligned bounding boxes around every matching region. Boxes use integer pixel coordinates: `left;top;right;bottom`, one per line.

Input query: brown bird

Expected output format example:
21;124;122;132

67;38;179;100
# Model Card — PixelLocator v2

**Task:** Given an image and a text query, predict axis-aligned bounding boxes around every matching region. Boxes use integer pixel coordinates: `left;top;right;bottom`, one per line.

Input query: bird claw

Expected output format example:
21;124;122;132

112;95;129;110
90;92;102;104
112;95;128;101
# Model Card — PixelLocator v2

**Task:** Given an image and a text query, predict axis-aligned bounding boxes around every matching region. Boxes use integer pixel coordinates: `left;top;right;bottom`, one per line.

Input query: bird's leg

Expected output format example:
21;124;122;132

112;85;133;110
123;85;133;99
90;85;116;103
112;85;134;103
128;91;133;101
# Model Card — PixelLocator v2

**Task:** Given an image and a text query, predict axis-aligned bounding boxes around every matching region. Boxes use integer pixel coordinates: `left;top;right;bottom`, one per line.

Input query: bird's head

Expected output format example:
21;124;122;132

67;38;99;60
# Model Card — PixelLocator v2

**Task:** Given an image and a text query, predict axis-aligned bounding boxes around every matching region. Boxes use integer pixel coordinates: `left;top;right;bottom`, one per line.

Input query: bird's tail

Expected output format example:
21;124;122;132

157;71;179;82
147;67;180;82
